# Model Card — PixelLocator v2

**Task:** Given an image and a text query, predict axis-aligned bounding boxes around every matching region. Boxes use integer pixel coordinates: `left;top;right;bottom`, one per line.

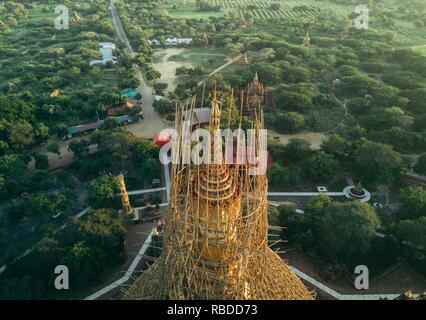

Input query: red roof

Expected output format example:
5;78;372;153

153;132;171;147
107;101;135;117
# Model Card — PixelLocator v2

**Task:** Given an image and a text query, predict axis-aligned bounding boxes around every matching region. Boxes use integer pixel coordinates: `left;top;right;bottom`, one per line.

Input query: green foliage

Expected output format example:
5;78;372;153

61;241;107;288
398;186;426;220
320;201;380;263
87;173;120;208
34;153;49;170
7;192;69;220
68;140;90;158
273;112;305;133
268;162;302;187
284;138;311;162
321;134;351;157
153;99;175;115
303;151;339;182
278;204;315;247
353;140;406;185
414;153;426;175
47;141;60;156
394;217;426;250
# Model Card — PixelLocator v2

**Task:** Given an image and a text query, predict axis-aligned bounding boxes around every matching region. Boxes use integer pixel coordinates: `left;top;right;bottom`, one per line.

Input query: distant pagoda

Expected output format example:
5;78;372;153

338;26;350;39
123;87;313;300
241;73;272;119
241;53;250;65
302;33;310;48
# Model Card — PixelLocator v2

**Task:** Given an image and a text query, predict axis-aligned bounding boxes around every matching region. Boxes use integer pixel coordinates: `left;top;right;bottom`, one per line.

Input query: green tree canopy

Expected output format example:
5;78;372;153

398;186;426;220
303;151;339;182
320;201;380;263
87;173;120;208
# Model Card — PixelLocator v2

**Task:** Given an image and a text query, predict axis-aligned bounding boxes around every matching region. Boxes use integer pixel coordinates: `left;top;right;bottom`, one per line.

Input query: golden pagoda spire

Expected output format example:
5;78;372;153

209;83;221;130
118;173;134;216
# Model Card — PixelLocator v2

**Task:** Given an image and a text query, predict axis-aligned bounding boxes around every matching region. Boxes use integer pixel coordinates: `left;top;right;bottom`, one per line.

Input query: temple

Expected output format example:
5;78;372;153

240;73;272;119
123;87;313;300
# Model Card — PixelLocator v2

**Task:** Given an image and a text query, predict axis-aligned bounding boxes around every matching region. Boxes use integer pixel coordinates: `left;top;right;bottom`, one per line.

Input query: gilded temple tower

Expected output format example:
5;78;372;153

124;88;313;300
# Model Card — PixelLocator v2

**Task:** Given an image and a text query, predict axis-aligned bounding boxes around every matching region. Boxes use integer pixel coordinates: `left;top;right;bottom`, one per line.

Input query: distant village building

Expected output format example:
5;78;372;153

89;42;117;66
164;37;193;47
148;39;161;46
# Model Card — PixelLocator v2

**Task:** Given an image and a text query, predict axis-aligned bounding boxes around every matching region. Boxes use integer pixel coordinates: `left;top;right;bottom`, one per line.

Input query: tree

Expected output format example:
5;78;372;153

275;112;305;133
0;154;26;179
34;123;49;143
102;117;119;130
66;208;128;258
353;140;405;185
321;134;351;157
141;158;161;182
320;201;380;263
269;3;281;11
268;163;301;187
34;153;49;171
87;173;120;208
278;203;315;247
394;217;426;250
414;153;426;175
47;141;61;157
7;121;34;149
285;138;311;162
61;241;106;288
258;48;276;61
68;140;90;158
133;138;159;164
303;151;339;182
398;186;426;220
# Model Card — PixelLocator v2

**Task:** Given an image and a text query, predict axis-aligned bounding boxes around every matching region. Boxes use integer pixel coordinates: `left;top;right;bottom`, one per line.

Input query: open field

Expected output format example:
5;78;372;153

166;47;228;73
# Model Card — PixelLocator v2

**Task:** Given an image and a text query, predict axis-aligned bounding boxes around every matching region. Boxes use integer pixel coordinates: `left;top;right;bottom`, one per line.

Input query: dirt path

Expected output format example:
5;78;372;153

197;54;242;86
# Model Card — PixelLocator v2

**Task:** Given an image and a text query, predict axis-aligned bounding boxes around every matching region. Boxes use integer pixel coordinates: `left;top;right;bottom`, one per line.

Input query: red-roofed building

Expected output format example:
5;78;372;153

107;101;135;117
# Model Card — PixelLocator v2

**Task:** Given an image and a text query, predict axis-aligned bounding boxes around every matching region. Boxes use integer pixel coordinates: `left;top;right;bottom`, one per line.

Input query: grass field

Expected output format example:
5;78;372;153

167;47;228;73
412;45;426;56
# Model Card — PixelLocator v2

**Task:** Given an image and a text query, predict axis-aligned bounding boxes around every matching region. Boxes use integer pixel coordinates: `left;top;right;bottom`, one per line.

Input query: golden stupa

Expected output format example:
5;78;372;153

124;88;313;300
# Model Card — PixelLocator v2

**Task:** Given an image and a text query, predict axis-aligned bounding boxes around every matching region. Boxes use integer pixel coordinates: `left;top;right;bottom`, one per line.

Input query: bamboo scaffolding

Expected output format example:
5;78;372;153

124;85;313;300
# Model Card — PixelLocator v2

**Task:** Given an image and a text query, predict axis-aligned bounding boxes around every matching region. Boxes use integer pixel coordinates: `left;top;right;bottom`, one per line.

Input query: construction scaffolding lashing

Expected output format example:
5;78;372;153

124;86;313;300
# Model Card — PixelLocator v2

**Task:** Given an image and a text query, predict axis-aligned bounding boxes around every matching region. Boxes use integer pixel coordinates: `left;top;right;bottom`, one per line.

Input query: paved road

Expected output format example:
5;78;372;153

110;0;166;138
110;0;134;56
